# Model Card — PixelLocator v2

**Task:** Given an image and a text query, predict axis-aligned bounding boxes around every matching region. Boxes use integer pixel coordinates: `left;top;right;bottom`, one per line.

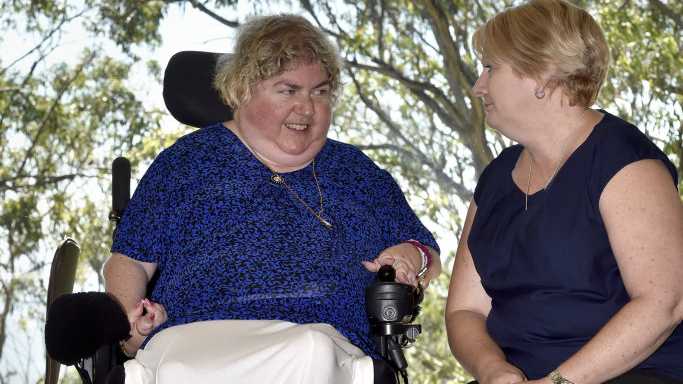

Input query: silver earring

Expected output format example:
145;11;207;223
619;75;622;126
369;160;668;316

535;89;545;99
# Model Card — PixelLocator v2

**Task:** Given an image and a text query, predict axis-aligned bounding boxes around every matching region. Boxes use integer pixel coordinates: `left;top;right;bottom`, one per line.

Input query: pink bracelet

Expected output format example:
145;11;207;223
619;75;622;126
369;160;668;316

404;239;432;279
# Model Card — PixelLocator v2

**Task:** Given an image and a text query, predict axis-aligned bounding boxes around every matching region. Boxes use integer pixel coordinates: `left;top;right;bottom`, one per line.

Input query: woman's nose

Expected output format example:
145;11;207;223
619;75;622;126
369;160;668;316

472;71;487;97
295;95;315;116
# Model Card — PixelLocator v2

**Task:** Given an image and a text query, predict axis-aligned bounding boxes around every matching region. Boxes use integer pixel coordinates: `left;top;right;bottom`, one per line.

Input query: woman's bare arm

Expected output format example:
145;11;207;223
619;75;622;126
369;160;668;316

446;201;526;384
103;252;157;353
533;159;683;384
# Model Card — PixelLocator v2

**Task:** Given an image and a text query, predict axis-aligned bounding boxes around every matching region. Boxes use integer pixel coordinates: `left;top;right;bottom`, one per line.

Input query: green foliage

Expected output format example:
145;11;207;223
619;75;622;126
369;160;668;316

1;0;681;382
595;0;682;189
0;0;162;379
85;0;166;54
407;271;473;384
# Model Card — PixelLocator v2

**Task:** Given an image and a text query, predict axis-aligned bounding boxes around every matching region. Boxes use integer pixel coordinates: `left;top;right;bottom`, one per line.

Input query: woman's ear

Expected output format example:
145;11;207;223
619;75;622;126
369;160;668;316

534;69;558;100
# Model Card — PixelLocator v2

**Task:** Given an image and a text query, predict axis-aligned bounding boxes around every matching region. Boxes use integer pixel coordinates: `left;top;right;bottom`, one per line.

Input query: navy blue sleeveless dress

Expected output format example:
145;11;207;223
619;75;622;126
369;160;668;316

468;111;682;380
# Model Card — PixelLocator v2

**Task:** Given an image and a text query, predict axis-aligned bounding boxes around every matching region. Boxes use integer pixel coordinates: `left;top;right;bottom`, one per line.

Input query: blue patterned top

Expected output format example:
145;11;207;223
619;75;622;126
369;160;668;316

468;111;682;380
111;123;438;357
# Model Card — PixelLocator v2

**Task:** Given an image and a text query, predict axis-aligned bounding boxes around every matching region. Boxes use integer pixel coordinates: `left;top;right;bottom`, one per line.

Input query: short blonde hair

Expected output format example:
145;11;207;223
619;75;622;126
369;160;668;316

214;14;342;108
473;0;609;107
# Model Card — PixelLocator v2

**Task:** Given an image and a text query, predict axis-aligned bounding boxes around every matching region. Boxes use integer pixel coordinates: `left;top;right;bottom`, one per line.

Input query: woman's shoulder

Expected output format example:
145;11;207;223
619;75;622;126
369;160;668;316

320;139;400;196
472;144;521;204
479;145;522;182
154;123;238;168
137;123;240;192
590;110;677;184
167;123;233;154
325;139;376;161
323;139;385;174
493;144;523;166
595;111;655;149
582;110;678;202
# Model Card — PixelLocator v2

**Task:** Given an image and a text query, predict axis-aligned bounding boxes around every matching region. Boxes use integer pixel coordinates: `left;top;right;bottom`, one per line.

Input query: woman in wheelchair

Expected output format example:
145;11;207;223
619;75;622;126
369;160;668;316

100;14;440;384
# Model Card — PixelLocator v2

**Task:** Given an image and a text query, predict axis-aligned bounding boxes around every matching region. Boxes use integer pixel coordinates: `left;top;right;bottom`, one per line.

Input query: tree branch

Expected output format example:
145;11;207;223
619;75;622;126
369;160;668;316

0;7;90;77
348;70;471;199
345;58;464;128
0;173;97;192
186;0;239;28
15;52;97;178
420;0;471;107
649;0;683;30
0;51;45;130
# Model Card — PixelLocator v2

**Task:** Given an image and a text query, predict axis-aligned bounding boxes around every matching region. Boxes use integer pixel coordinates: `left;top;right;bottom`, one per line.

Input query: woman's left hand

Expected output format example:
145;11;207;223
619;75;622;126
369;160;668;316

362;243;422;286
132;298;168;336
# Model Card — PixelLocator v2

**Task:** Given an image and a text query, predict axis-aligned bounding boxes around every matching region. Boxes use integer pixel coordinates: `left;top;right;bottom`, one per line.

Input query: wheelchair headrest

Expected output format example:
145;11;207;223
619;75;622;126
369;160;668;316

163;51;234;128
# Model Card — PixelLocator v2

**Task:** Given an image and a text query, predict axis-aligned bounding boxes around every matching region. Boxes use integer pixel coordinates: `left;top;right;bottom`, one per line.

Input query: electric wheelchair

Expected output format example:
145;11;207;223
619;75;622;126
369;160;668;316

44;51;423;384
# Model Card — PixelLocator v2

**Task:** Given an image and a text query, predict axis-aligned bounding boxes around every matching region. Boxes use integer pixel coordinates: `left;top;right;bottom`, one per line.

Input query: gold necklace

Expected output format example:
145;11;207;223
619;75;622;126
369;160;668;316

230;125;333;229
523;110;595;211
270;160;333;229
525;155;533;211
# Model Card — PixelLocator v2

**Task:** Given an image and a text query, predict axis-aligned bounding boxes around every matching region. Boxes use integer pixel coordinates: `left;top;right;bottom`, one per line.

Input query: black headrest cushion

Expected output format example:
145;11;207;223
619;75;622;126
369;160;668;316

45;292;130;365
163;51;234;128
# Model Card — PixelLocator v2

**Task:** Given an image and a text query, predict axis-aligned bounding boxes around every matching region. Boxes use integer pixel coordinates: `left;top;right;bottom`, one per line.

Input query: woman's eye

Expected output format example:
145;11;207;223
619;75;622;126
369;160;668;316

313;88;330;96
483;64;493;72
280;88;296;95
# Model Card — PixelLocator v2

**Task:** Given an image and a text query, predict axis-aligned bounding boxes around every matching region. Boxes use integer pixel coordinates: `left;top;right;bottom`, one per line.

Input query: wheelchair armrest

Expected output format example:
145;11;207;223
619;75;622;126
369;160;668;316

45;238;80;384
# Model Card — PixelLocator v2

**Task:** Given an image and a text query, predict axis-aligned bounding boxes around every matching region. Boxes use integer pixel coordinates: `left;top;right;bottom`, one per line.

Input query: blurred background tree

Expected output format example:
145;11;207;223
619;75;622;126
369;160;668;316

0;0;679;382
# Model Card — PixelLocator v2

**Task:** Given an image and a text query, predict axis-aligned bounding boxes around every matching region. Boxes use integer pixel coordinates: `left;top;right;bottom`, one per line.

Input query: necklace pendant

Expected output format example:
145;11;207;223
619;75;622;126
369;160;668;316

319;218;333;229
271;174;284;184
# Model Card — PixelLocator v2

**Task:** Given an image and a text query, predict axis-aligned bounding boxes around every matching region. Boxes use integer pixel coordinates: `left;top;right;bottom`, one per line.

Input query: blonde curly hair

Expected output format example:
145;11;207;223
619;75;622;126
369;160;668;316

214;14;342;109
473;0;609;107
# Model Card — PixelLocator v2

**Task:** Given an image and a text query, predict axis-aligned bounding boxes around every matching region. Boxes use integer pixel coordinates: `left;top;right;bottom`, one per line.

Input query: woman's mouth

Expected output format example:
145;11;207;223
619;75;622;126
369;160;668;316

285;123;309;131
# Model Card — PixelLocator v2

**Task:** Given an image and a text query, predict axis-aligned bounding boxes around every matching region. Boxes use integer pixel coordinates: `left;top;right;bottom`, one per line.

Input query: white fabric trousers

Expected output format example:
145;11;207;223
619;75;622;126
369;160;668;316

123;320;374;384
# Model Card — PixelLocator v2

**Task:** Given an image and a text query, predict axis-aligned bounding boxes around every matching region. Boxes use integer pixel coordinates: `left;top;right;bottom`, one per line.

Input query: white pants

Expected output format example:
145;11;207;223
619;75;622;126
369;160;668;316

123;320;374;384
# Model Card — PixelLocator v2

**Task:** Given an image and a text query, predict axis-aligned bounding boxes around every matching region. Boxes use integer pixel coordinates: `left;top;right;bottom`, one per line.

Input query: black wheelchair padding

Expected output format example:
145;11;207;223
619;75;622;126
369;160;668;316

45;292;129;366
163;51;233;128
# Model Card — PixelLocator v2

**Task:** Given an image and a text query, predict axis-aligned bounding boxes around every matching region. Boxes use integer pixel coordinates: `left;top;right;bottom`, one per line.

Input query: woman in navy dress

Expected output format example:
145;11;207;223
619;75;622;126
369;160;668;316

445;1;683;383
